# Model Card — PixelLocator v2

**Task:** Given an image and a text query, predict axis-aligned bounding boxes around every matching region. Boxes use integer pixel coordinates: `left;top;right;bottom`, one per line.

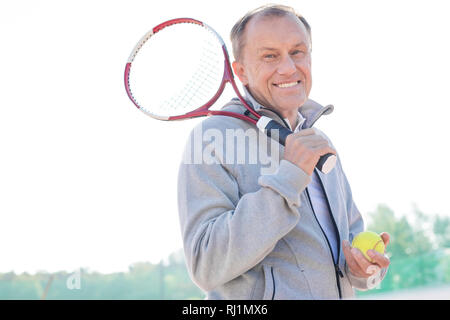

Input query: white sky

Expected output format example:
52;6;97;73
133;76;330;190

0;0;449;274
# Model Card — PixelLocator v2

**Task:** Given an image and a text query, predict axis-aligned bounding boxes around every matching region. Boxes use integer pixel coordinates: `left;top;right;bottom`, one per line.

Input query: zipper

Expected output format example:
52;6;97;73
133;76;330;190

316;172;345;286
244;95;342;296
305;185;344;299
270;267;276;300
315;171;344;257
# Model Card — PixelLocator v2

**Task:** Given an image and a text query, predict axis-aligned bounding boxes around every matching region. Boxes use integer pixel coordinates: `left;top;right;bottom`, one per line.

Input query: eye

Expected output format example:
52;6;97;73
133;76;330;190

264;54;276;59
291;49;306;56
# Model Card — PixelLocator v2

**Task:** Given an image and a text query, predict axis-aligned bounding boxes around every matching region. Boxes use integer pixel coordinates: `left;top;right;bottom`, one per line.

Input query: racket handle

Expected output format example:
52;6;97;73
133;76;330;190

256;116;336;174
316;153;337;174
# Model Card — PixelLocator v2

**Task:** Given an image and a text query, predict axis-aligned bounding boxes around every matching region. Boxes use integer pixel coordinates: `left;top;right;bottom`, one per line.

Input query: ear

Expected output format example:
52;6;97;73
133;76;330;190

232;60;248;86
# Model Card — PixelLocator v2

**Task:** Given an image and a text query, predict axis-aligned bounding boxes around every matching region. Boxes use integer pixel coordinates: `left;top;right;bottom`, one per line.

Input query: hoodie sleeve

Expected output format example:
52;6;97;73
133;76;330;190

177;124;311;292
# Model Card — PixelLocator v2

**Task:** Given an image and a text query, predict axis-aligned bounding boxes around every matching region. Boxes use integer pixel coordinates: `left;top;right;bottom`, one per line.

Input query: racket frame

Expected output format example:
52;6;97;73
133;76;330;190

124;18;260;124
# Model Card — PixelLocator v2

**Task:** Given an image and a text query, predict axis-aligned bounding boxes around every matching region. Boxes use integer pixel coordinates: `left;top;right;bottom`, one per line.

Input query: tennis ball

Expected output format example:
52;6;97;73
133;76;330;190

351;231;385;263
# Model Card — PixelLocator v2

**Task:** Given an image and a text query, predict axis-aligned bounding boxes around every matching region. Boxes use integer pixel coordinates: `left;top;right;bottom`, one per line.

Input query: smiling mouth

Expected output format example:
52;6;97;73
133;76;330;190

274;80;301;88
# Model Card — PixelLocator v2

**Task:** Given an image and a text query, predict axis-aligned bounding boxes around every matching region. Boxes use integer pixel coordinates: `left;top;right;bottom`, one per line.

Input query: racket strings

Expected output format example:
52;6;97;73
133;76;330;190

158;38;223;113
161;62;215;111
176;63;213;106
128;23;225;117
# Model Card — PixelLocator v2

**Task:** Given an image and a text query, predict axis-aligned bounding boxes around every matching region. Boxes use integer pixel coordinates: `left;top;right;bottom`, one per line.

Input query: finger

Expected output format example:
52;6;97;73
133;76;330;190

367;250;390;269
303;139;329;150
296;128;316;137
286;132;321;146
342;240;367;277
301;135;328;144
313;144;337;156
380;232;390;247
366;264;381;276
351;247;373;276
289;135;331;151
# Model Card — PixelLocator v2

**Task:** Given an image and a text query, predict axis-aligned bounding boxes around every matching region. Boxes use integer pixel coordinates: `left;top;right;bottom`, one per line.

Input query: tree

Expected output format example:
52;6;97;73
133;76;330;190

357;204;443;296
433;215;450;248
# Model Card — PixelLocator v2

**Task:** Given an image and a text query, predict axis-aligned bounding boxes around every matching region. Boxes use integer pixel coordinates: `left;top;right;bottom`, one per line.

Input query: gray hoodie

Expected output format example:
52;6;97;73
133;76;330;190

177;97;384;299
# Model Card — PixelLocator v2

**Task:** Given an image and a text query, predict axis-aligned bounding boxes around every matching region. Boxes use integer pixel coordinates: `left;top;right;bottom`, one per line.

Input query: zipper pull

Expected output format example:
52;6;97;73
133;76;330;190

335;264;344;278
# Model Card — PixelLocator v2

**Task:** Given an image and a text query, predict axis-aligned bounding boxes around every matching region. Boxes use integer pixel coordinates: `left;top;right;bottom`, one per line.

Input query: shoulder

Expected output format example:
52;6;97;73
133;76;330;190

190;101;254;133
313;127;335;149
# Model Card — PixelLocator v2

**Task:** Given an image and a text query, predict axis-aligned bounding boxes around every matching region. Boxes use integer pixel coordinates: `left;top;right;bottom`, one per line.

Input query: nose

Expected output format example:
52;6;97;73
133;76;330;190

277;54;296;75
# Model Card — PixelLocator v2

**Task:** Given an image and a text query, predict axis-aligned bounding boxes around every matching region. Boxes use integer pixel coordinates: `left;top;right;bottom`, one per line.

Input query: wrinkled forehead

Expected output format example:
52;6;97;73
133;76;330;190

242;13;310;53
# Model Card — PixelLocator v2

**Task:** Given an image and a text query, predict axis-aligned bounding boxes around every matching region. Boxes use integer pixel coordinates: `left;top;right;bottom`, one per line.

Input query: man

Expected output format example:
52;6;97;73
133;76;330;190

177;4;390;299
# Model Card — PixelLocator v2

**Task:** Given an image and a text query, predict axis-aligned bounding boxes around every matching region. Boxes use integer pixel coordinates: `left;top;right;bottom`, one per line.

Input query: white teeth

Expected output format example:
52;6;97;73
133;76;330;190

276;81;299;88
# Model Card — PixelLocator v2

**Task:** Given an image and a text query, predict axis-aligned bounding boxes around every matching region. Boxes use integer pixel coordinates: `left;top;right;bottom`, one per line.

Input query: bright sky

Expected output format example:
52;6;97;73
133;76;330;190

0;0;449;274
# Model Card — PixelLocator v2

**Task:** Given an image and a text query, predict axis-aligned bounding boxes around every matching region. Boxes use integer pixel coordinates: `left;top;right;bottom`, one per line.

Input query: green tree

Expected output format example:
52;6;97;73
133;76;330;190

2;205;450;300
357;204;443;296
433;215;450;248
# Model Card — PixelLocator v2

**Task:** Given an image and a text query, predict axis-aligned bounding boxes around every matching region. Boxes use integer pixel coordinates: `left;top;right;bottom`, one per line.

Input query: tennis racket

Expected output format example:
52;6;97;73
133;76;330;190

124;18;336;174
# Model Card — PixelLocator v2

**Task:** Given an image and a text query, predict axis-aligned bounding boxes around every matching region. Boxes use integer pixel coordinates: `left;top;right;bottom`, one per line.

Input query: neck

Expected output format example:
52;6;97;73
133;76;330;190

283;110;299;130
243;87;299;129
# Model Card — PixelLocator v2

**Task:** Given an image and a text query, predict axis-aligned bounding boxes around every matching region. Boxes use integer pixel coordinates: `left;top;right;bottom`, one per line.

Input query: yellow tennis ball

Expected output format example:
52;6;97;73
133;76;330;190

351;231;385;263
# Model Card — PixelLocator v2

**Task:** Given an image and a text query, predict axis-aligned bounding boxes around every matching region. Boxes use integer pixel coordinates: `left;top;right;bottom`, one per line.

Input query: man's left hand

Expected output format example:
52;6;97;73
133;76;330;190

342;232;390;278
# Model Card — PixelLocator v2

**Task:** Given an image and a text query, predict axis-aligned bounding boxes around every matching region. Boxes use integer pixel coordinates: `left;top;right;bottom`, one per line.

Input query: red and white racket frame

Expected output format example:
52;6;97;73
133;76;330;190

124;18;260;125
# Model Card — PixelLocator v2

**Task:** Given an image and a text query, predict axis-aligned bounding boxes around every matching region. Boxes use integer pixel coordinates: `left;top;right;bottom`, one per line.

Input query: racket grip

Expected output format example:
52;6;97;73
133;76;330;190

256;116;336;174
316;152;337;174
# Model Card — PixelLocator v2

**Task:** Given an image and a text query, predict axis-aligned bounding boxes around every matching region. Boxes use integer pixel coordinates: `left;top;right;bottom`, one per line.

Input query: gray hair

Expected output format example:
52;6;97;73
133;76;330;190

230;4;312;61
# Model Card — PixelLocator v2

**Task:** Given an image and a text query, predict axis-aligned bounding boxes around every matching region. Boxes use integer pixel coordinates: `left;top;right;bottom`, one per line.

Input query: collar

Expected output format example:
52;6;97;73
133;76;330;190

243;86;306;132
287;112;306;133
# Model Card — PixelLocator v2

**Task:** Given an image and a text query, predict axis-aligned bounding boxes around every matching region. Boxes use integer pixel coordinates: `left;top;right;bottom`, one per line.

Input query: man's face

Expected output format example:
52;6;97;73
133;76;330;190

232;14;312;114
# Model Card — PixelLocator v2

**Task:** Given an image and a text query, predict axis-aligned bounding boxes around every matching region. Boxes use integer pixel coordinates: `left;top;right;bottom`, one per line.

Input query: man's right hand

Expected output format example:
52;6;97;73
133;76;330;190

283;128;337;176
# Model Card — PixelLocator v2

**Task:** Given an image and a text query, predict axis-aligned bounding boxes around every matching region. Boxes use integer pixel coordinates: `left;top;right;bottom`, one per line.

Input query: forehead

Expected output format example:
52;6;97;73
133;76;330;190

244;13;309;48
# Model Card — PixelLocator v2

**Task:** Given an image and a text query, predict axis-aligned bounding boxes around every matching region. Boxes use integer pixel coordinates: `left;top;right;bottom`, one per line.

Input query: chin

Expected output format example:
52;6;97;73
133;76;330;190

277;98;307;111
